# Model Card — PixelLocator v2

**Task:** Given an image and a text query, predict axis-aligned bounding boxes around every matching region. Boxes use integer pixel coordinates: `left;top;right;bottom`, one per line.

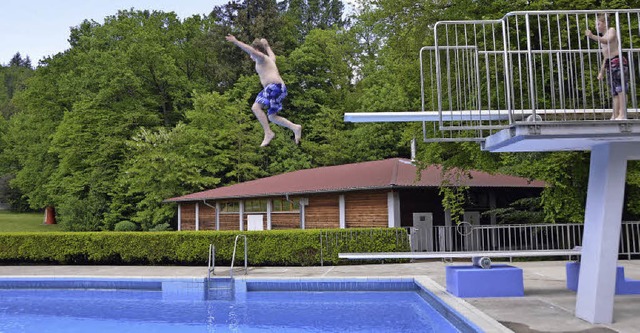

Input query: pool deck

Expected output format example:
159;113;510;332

1;260;638;333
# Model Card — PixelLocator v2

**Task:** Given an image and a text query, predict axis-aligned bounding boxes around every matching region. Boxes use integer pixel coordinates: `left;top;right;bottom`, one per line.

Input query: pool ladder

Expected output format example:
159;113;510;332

207;235;248;278
206;235;247;300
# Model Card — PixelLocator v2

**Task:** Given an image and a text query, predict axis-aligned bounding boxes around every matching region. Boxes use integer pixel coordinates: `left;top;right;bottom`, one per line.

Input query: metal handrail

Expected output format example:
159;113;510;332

207;243;215;279
230;235;248;278
416;222;640;258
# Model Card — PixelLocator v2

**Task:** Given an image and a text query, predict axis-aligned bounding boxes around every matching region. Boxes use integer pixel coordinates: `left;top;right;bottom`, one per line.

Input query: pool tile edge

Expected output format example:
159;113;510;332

414;276;514;333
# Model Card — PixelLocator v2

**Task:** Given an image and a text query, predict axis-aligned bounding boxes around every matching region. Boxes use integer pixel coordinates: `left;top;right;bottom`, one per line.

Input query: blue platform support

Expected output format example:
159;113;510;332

446;265;524;298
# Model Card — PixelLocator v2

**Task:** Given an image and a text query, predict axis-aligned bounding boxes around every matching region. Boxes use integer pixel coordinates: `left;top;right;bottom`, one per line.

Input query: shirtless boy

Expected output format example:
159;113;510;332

225;35;302;146
585;13;628;120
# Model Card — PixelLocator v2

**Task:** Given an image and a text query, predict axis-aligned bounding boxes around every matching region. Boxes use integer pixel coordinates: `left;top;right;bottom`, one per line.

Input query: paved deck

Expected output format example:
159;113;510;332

1;260;638;333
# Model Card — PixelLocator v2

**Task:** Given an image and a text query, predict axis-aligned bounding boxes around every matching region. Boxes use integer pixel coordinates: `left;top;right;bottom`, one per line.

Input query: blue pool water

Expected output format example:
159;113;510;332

0;280;479;332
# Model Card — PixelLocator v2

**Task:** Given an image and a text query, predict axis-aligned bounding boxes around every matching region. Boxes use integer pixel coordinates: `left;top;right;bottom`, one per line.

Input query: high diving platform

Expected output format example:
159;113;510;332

345;9;640;325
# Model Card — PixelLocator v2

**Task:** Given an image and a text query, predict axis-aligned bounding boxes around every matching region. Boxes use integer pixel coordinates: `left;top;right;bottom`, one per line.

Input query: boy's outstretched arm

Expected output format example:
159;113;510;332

226;35;265;60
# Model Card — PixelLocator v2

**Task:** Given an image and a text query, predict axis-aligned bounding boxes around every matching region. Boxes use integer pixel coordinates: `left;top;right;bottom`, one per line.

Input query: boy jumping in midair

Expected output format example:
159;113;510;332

226;35;302;146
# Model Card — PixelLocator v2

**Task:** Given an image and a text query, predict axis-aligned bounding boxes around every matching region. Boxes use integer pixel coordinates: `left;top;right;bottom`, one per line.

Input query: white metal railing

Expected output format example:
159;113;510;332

230;235;248;278
620;221;640;259
207;243;215;279
422;9;640;142
408;221;640;258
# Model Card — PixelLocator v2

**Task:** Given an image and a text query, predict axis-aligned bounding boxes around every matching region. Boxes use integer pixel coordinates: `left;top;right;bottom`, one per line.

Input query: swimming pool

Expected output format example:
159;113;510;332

0;277;483;332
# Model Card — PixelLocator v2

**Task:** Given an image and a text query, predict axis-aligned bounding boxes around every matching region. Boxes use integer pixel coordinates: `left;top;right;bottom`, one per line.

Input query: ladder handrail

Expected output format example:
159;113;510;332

230;234;248;278
207;244;215;279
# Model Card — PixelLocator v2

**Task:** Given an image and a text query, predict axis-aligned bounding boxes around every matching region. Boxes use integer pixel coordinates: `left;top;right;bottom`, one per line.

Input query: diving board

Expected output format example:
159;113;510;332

343;111;509;122
344;109;638;124
341;249;581;298
339;249;581;260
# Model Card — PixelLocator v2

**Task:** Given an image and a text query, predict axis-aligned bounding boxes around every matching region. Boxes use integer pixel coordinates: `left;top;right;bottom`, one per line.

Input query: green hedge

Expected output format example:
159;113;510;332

0;228;410;266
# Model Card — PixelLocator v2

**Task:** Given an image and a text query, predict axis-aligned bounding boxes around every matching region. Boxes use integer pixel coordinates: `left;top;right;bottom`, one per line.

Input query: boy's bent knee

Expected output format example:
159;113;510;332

251;103;263;112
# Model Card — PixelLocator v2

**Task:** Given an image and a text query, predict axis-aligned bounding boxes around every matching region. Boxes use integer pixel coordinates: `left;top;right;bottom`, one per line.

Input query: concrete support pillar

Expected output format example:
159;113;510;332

177;203;182;231
387;191;400;227
239;201;244;231
215;202;220;231
576;142;640;323
300;198;306;229
267;200;272;230
339;195;346;229
195;202;200;231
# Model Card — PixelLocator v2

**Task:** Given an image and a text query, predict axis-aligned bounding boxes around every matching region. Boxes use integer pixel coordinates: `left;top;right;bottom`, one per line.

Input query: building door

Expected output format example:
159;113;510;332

412;212;433;252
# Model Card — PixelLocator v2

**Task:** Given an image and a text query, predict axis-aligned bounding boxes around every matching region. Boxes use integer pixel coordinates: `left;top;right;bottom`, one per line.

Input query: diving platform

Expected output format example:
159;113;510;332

483;120;640;152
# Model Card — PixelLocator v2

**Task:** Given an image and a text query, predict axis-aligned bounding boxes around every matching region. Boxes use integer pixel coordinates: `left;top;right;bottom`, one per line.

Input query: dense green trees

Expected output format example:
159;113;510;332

0;0;638;230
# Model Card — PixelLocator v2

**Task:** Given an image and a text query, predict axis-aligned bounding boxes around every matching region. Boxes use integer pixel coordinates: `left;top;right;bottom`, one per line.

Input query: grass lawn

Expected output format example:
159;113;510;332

0;211;62;232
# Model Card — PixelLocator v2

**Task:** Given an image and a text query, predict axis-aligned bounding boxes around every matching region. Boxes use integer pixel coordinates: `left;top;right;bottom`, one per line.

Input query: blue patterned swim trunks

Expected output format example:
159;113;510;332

255;83;287;115
605;56;629;97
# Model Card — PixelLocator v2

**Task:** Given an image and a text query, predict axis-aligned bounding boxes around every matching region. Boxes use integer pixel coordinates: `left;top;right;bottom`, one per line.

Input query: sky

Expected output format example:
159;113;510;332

1;0;229;66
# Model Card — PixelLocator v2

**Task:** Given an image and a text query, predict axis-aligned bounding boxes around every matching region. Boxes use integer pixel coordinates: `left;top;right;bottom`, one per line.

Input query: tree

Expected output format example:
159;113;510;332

3;10;205;229
281;0;347;45
1;59;67;212
0;53;34;118
8;53;32;69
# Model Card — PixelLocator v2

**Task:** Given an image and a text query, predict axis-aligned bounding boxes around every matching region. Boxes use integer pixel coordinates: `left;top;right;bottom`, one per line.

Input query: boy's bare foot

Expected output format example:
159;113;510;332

615;116;628;120
293;125;302;144
260;131;275;147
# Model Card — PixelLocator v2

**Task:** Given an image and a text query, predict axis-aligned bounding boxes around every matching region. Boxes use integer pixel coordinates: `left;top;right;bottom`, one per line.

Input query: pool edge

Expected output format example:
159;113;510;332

0;274;513;332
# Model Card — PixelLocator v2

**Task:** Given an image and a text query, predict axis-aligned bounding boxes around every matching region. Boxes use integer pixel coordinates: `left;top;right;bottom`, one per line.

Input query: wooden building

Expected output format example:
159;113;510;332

165;158;544;235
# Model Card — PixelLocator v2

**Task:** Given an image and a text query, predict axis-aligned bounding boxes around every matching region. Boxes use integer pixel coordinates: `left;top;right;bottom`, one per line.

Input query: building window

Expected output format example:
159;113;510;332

245;199;267;212
220;202;239;213
272;198;300;212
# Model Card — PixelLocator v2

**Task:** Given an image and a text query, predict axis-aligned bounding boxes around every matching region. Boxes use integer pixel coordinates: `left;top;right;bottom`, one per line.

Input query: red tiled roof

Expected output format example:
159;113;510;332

167;158;545;202
166;158;545;202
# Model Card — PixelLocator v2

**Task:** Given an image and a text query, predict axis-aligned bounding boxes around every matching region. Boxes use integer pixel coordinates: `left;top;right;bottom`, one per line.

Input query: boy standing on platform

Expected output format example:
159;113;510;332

586;13;629;120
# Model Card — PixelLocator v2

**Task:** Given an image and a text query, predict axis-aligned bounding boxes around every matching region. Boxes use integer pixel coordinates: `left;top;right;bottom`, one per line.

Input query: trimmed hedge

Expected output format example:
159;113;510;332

0;228;410;266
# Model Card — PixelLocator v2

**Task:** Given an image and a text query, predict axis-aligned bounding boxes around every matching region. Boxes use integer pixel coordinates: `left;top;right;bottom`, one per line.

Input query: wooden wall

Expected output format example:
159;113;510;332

219;214;238;230
305;193;340;229
345;190;388;228
180;203;196;230
179;190;391;231
271;213;300;229
200;204;215;230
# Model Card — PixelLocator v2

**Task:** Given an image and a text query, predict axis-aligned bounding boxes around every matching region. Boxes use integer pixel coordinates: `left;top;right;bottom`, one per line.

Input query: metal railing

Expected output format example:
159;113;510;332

207;243;215;279
407;221;640;258
318;228;411;265
422;9;640;142
230;235;247;278
621;222;640;259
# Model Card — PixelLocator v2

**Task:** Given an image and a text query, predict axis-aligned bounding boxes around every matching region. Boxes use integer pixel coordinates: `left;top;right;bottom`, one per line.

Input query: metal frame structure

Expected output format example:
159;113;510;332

346;9;640;144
